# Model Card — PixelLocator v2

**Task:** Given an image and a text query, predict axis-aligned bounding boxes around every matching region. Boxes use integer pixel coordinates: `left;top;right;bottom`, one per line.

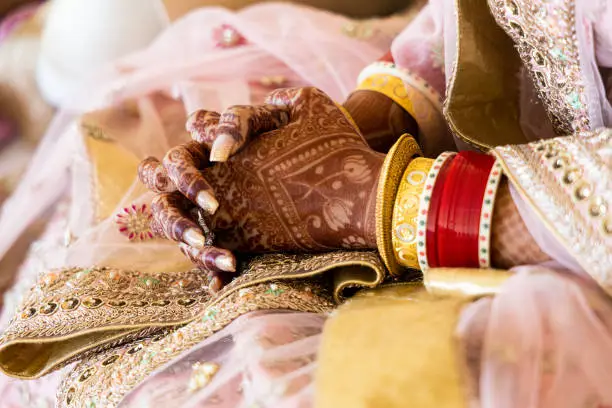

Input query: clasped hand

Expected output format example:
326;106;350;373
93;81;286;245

138;87;384;289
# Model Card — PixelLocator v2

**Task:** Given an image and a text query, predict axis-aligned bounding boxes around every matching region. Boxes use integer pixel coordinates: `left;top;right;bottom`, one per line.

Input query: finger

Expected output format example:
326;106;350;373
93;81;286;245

138;157;176;193
263;87;302;107
265;87;336;116
210;104;290;162
178;242;236;273
163;141;219;214
152;192;206;248
185;110;220;147
150;217;165;238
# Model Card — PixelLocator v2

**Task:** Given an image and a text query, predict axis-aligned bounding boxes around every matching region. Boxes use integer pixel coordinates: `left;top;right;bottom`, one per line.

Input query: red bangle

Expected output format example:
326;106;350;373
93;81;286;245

425;155;455;268
436;151;495;268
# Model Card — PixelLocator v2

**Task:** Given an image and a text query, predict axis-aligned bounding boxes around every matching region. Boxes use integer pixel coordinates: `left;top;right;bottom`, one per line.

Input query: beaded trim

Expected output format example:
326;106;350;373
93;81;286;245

0;251;385;379
478;161;504;268
493;129;612;290
357;62;443;113
416;152;456;271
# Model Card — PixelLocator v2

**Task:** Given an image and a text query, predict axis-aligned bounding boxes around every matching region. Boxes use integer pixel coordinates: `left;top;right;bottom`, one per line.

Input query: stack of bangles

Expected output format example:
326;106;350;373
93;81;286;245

378;135;505;275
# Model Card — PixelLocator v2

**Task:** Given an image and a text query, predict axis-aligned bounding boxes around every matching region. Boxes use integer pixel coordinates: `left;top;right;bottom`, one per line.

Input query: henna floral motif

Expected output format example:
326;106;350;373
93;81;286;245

145;87;384;254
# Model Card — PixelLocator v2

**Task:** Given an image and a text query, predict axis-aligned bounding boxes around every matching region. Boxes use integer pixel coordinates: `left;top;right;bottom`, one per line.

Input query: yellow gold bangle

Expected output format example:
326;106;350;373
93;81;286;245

357;73;417;120
391;157;434;270
375;134;422;276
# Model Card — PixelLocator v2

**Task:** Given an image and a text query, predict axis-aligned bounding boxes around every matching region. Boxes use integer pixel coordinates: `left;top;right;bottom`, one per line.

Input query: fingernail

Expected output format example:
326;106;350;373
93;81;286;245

210;134;235;162
209;276;223;293
196;190;220;214
215;254;236;272
183;228;205;249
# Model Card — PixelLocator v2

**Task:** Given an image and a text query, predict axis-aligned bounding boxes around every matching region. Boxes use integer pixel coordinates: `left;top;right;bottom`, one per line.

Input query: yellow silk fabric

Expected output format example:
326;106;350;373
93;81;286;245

316;284;468;408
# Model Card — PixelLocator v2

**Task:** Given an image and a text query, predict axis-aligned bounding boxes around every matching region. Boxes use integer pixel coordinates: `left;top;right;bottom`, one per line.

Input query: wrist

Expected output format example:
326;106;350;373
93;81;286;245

343;90;418;153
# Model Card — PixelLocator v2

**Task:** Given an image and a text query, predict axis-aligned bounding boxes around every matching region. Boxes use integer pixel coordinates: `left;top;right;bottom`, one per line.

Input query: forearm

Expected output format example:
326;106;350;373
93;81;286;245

376;147;552;275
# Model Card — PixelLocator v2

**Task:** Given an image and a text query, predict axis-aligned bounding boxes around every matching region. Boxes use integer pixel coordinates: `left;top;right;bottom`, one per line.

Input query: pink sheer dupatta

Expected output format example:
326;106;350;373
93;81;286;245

119;311;325;408
458;268;612;408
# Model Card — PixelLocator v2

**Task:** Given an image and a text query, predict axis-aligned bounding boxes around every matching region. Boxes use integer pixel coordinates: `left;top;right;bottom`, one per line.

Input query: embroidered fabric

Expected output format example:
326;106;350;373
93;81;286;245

114;311;325;408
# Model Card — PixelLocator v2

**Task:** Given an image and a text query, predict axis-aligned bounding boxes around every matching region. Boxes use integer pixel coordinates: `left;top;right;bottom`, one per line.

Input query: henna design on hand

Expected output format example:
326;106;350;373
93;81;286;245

151;192;203;246
186;110;220;146
178;243;236;273
149;87;384;253
138;157;175;193
211;104;290;161
162;141;219;213
149;217;165;238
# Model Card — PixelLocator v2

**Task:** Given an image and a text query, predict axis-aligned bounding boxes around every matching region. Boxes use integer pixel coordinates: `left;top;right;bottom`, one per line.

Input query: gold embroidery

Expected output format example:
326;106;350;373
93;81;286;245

188;362;220;392
0;267;212;378
493;129;612;291
0;251;385;378
375;135;422;276
57;282;333;408
488;0;590;135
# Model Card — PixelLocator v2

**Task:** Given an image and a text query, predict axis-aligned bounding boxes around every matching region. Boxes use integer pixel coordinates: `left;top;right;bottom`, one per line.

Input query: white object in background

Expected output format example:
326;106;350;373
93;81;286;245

36;0;168;107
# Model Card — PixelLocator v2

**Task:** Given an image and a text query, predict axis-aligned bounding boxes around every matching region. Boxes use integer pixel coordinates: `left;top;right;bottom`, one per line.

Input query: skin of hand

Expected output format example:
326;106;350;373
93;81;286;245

139;87;385;288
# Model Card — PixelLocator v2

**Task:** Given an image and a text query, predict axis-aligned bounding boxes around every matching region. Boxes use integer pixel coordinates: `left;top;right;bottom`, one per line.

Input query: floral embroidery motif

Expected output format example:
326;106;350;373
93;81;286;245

430;40;445;72
488;0;590;135
341;21;376;40
115;203;154;241
213;24;247;48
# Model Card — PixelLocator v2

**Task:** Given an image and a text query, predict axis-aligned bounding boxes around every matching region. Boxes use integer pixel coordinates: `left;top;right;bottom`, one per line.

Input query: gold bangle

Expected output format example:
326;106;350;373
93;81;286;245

375;134;422;276
391;157;434;270
357;73;417;119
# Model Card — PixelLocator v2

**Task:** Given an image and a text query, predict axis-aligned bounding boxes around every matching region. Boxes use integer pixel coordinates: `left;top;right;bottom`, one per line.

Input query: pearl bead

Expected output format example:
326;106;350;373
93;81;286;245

589;197;607;217
574;183;591;201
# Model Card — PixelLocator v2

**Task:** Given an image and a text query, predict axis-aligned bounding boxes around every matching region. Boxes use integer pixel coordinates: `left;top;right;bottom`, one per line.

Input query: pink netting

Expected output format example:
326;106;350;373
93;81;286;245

120;311;325;408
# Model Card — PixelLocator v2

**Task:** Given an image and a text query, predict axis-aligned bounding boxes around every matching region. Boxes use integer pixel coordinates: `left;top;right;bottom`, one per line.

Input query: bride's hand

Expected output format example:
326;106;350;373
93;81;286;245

138;101;291;287
140;87;385;261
